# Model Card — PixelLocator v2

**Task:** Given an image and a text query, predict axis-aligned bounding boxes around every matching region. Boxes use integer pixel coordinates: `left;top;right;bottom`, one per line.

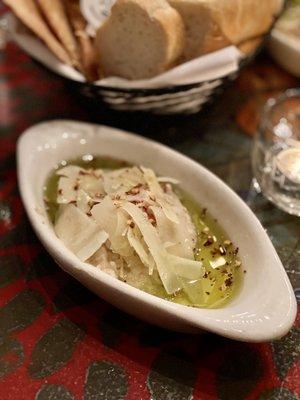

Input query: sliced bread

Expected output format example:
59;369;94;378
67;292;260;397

95;0;185;80
168;0;284;60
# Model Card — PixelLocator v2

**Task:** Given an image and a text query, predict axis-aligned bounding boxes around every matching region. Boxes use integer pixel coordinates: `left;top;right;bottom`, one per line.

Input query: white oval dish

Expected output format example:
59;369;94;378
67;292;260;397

17;120;297;342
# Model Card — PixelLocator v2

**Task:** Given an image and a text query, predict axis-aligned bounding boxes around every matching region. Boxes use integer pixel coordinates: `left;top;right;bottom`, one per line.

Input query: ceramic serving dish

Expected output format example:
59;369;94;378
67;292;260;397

17;120;297;342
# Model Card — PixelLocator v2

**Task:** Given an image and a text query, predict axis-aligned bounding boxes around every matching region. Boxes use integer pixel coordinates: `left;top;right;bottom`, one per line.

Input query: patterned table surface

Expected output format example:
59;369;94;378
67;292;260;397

0;21;299;400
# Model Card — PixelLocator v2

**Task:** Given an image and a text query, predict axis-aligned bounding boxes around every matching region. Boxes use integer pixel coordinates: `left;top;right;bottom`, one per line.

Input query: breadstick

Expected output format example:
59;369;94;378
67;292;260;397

4;0;71;64
36;0;81;68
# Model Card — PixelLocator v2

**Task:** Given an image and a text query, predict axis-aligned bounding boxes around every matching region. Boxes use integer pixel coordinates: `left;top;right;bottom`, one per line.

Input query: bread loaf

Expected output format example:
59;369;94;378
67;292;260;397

168;0;284;60
95;0;185;80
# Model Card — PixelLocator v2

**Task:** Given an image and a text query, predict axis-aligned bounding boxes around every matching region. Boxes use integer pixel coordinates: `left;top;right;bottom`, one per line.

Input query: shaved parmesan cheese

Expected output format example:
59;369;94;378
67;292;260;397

122;201;182;294
157;177;180;185
56;166;105;207
79;174;105;197
157;198;179;224
167;254;203;280
54;204;108;261
88;246;118;278
142;167;179;224
53;164;204;297
141;167;163;195
210;257;226;269
56;165;84;178
92;196;133;257
103;167;144;195
127;227;155;275
76;189;93;214
57;176;77;204
152;204;196;259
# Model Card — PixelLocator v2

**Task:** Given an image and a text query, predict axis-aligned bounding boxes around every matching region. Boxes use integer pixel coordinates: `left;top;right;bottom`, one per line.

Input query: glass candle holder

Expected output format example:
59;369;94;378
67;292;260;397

252;88;300;216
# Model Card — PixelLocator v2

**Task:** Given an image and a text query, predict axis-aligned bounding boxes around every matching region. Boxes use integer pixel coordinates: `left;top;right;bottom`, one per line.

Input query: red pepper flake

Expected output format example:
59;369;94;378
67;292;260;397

127;219;135;228
74;183;79;191
205;291;210;295
243;270;247;274
225;278;233;287
94;171;102;178
149;218;156;226
86;211;92;217
201;208;207;217
70;200;77;205
233;247;239;255
58;189;63;195
203;272;208;278
203;236;214;247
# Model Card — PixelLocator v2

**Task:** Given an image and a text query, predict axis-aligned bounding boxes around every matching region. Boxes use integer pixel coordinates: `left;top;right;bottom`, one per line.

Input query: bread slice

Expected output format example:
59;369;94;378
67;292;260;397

4;0;72;64
95;0;185;80
36;0;81;68
168;0;284;60
238;36;263;56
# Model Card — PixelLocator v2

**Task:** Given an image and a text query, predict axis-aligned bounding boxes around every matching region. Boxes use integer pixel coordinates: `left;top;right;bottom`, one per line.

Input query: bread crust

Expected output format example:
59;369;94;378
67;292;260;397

96;0;185;79
168;0;284;59
209;0;284;44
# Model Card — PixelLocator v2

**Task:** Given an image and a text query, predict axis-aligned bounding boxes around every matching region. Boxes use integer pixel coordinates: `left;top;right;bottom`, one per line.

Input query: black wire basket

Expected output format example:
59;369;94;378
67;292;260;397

74;76;233;115
68;41;264;115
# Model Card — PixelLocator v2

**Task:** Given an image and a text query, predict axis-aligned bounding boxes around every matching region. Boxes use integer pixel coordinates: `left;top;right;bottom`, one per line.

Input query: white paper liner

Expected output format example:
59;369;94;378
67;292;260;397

8;13;243;89
80;0;112;37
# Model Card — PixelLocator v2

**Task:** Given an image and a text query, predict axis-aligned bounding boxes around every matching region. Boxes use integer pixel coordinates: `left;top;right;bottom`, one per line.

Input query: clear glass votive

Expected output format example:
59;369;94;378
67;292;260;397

252;88;300;216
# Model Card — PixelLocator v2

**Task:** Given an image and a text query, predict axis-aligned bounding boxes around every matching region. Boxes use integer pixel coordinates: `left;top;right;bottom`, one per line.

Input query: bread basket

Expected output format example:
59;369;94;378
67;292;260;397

5;5;284;115
73;75;232;114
